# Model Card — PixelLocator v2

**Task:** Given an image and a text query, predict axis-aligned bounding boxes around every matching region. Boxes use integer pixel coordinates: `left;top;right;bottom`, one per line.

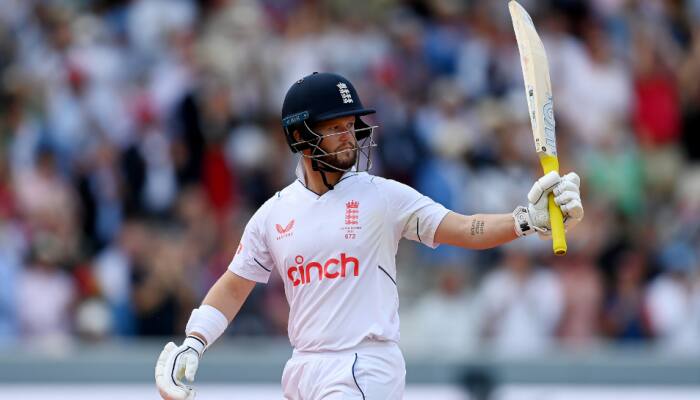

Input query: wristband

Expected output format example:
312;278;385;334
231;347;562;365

185;305;229;349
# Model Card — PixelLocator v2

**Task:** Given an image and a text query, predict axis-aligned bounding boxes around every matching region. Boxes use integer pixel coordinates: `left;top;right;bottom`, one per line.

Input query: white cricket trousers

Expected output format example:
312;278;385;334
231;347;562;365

281;341;406;400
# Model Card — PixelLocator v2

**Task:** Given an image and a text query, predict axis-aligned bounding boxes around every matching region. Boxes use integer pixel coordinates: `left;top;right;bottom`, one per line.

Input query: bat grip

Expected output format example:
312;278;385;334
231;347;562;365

540;155;567;256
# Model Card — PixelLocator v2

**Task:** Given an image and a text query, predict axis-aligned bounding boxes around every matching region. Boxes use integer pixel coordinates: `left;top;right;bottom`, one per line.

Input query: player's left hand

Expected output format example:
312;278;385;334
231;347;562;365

155;337;204;400
513;171;583;238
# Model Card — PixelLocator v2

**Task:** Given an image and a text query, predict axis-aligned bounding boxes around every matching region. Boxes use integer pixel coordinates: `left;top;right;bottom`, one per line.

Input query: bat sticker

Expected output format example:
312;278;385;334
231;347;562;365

543;94;556;153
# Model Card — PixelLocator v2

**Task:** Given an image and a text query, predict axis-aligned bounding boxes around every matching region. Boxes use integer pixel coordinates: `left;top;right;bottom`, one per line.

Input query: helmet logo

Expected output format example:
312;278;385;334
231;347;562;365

336;82;354;104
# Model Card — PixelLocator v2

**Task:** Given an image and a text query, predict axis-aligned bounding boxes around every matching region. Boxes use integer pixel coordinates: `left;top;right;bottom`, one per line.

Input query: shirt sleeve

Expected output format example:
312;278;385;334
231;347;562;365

377;178;450;249
228;206;275;283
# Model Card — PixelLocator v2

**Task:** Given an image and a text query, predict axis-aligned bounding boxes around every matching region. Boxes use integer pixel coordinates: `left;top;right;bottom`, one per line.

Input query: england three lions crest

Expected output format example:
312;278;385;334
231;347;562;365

342;200;361;239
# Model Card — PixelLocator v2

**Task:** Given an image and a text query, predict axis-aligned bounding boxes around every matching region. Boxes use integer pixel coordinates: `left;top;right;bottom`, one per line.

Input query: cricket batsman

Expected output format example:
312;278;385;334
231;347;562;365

155;72;584;399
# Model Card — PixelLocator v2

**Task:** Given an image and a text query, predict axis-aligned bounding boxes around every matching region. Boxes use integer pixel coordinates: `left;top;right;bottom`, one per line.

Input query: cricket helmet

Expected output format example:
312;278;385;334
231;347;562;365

281;72;377;168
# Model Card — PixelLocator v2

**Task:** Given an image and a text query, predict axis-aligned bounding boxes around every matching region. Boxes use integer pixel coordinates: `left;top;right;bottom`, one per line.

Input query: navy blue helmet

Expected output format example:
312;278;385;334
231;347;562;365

281;72;376;160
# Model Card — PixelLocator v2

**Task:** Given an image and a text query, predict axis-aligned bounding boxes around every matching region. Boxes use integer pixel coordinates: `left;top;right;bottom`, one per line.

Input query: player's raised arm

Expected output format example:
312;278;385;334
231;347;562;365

434;171;583;250
434;212;518;250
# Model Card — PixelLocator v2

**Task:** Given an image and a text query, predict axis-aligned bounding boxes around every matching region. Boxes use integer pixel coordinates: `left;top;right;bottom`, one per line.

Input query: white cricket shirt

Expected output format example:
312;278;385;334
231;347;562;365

228;166;449;352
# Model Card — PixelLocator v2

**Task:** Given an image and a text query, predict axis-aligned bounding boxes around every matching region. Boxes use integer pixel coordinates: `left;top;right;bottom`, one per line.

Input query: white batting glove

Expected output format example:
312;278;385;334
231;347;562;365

513;171;584;238
155;336;206;400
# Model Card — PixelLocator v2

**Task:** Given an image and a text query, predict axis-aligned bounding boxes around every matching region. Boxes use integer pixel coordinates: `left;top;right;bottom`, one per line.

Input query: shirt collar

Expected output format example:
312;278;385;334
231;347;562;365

295;160;306;185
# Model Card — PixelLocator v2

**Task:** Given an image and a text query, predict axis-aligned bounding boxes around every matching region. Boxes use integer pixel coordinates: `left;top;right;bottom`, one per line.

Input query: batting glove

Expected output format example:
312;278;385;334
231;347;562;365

155;336;205;400
513;171;583;238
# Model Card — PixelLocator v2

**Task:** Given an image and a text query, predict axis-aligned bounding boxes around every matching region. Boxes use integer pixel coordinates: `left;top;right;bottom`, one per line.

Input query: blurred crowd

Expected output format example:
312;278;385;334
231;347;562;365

0;0;699;357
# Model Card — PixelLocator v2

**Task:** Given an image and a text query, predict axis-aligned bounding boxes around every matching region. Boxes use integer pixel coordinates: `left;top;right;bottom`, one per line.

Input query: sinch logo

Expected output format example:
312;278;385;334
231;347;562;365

276;219;295;240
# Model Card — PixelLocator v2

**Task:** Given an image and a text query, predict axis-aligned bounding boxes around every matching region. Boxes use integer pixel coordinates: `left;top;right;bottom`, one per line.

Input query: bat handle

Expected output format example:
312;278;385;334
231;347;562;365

540;155;567;256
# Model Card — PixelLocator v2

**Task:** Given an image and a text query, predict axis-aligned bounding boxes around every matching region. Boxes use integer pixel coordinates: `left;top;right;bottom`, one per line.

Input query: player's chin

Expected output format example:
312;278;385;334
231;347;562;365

329;152;356;170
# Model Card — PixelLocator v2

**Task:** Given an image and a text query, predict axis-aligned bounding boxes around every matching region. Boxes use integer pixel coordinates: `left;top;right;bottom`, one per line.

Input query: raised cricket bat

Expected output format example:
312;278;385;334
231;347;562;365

509;0;567;255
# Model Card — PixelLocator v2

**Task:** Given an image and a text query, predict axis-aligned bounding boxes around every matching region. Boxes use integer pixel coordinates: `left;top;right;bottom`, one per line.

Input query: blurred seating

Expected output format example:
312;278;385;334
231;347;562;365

0;0;697;357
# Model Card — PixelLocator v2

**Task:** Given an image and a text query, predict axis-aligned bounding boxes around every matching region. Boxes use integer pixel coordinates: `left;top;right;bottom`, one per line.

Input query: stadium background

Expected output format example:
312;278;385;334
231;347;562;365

0;0;699;398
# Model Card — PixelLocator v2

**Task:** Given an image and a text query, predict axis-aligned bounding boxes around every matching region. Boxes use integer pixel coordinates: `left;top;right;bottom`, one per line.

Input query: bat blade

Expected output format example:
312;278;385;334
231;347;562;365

509;0;567;255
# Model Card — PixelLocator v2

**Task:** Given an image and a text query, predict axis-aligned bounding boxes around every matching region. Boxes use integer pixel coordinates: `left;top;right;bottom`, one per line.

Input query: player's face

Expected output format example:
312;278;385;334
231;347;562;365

313;116;358;170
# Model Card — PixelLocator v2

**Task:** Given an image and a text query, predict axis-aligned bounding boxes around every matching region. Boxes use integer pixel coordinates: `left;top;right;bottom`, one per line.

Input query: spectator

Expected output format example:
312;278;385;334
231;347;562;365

556;20;631;148
14;148;78;230
93;219;150;336
131;229;196;336
76;138;124;251
4;91;43;177
631;28;683;198
401;266;482;358
0;219;24;344
601;250;654;342
646;243;700;354
17;234;76;343
478;245;563;356
679;26;700;161
555;252;604;348
581;133;645;217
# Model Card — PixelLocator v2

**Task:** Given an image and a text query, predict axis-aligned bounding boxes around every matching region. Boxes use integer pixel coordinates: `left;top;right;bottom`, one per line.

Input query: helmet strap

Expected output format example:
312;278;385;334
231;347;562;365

310;159;336;190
